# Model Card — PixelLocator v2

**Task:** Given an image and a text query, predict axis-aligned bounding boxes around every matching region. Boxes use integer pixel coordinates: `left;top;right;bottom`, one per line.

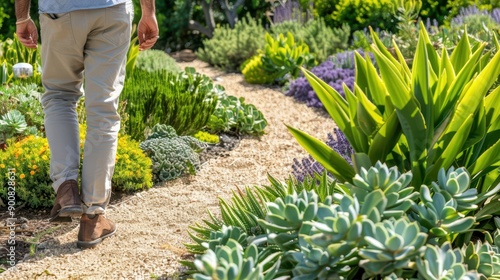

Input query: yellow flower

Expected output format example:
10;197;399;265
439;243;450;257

42;155;48;161
32;165;38;169
20;174;26;179
30;170;35;176
0;164;4;168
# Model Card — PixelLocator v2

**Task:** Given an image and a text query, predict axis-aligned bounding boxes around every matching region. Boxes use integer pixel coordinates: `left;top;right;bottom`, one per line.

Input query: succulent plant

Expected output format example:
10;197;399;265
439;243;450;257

346;161;418;219
359;217;427;277
417;242;479;280
431;167;479;212
292;195;369;279
410;185;475;238
193;239;281;280
462;240;500;279
257;190;320;251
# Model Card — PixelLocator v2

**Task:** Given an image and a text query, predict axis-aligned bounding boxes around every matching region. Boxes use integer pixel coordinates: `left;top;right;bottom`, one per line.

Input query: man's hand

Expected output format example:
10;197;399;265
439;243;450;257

16;19;38;49
137;15;159;51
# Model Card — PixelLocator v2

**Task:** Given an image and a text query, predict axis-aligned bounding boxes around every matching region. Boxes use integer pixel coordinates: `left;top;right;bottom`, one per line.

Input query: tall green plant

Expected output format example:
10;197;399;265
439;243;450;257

121;67;219;140
287;22;500;233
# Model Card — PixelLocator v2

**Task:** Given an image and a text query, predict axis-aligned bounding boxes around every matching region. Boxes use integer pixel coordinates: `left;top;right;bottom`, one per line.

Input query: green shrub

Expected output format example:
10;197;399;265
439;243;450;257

271;19;350;63
0;135;52;208
332;0;398;32
135;49;180;73
242;32;315;84
197;15;266;72
193;130;219;144
206;95;267;135
240;54;278;84
120;67;220;140
139;124;207;182
0;129;152;208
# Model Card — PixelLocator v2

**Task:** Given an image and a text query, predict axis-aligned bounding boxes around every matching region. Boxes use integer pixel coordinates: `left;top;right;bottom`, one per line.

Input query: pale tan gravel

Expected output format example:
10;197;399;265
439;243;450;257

2;60;336;280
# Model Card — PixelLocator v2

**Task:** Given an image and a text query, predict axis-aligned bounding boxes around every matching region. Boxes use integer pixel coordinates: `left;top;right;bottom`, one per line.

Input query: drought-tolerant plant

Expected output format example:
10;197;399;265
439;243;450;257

205;95;267;136
242;32;315;84
185;162;500;279
285;50;363;109
448;5;500;44
330;0;398;33
121;67;219;140
139;124;207;182
271;19;350;63
291;128;353;182
197;15;266;72
135;49;180;73
0;128;153;208
288;22;500;205
193;130;219;144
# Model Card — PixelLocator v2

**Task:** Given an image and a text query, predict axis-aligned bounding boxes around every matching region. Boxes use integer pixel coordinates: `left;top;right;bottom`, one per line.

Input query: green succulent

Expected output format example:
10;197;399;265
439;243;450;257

257;190;320;251
463;240;500;279
359;217;427;277
411;185;475;239
0;109;27;142
193;239;281;280
292;195;365;279
417;242;479;280
346;161;418;218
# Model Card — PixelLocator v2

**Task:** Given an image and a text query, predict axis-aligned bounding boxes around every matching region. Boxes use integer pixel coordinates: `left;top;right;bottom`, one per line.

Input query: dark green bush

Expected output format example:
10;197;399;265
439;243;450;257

120;67;220;140
271;19;350;63
197;15;266;72
135;49;180;73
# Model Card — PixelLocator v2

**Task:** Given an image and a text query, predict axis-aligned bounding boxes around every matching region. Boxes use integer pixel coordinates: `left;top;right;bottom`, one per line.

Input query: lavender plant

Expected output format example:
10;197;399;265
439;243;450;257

291;128;353;182
285;50;370;109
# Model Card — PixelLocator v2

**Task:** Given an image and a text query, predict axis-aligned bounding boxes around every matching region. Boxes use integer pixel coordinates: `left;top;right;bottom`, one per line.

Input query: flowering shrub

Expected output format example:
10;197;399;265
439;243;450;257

0;129;153;208
291;128;354;182
0;136;53;208
286;50;368;109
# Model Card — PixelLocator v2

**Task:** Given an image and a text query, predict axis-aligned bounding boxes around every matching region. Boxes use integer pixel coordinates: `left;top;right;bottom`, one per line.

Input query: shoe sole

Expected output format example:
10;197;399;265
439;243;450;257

76;226;117;249
49;206;83;223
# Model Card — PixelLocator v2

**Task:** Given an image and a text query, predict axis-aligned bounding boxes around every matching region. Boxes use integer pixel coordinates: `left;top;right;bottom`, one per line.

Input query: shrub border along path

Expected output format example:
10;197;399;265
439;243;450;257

1;60;335;279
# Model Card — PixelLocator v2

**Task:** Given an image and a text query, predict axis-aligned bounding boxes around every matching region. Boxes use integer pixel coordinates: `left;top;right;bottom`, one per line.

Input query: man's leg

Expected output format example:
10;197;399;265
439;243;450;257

39;12;85;222
77;2;133;249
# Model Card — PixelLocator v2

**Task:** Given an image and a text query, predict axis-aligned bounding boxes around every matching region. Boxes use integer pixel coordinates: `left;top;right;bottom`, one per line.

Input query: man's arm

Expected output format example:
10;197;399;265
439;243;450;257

15;0;31;21
15;0;38;49
138;0;159;51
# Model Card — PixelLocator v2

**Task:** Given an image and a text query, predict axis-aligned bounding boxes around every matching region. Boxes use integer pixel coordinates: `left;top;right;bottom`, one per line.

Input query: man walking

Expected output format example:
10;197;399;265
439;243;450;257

15;0;158;248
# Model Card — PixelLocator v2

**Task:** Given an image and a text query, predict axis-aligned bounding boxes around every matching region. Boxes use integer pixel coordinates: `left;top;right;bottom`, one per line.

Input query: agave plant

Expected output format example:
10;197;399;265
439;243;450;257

287;22;500;243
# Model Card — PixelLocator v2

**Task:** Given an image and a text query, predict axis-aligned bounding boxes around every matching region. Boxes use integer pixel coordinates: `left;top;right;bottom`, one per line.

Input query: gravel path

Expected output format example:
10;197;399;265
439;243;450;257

2;60;335;280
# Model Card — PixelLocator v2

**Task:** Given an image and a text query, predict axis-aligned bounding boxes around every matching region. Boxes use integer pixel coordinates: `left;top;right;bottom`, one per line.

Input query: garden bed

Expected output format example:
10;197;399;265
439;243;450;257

0;59;335;279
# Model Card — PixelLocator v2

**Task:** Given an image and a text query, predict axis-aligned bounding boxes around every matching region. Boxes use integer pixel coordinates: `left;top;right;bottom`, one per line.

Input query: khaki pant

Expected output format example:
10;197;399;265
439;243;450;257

40;2;133;214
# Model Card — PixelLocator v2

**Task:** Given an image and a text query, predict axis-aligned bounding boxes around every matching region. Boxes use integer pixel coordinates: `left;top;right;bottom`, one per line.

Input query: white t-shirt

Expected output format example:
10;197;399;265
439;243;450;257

39;0;128;13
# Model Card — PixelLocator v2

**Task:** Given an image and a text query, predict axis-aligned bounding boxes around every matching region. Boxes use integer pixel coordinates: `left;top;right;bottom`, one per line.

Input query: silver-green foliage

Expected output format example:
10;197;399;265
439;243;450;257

139;124;206;182
135;49;180;73
187;162;500;279
197;16;266;72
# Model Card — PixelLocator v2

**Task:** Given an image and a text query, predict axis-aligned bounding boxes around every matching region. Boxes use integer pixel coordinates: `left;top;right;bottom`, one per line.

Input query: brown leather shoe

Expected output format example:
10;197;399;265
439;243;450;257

77;214;116;249
49;180;83;223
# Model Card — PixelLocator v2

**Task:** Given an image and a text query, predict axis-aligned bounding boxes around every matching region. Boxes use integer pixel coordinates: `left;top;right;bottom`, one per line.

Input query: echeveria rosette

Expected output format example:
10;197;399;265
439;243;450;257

292;195;368;279
359;217;427;277
410;186;475;239
416;242;479;280
346;161;418;219
462;240;500;279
